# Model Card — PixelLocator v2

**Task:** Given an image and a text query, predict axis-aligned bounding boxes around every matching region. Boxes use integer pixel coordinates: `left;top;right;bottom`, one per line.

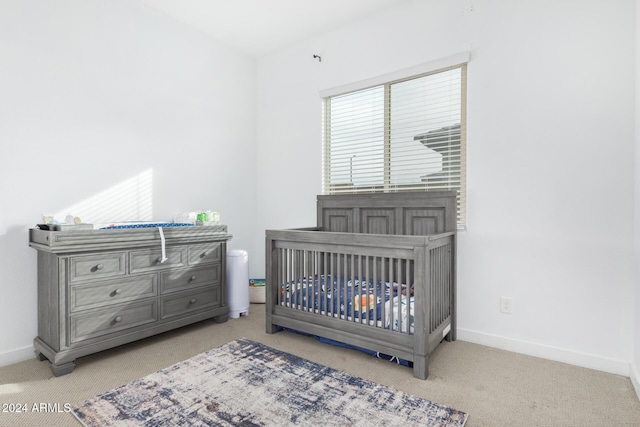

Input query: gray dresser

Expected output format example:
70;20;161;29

29;225;232;376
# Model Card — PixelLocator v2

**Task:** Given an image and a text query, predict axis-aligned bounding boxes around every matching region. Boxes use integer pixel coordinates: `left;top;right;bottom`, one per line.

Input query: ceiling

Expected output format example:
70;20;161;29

138;0;412;58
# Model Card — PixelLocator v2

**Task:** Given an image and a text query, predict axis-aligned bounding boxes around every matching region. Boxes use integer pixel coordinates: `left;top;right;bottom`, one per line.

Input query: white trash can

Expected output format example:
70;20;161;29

226;249;249;318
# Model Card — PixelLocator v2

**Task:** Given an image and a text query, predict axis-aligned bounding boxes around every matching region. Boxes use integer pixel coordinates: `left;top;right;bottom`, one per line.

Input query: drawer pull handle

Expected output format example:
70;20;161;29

157;257;163;263
201;251;208;258
96;264;104;271
189;298;197;304
190;275;197;281
114;316;122;323
115;288;122;295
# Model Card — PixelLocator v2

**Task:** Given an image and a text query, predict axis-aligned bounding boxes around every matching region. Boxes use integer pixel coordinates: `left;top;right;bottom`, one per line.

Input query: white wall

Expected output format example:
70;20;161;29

0;0;257;365
256;0;636;375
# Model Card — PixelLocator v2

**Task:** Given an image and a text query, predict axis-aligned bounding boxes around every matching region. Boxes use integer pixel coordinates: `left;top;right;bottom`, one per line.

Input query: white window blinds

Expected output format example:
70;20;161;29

322;58;467;226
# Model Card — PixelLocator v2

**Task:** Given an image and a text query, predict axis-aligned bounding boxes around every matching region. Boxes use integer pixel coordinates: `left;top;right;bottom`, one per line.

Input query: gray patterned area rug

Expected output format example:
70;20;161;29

73;338;468;426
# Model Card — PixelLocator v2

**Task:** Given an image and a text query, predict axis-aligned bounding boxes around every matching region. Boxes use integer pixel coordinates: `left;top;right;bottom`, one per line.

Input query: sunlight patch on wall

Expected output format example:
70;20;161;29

54;169;153;225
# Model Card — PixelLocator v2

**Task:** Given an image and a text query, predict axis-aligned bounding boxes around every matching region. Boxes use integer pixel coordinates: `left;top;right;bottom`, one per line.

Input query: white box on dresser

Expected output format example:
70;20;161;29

29;225;232;376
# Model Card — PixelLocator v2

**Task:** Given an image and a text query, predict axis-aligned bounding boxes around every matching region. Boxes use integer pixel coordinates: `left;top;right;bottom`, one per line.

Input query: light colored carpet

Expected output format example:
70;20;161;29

0;303;639;427
72;339;468;426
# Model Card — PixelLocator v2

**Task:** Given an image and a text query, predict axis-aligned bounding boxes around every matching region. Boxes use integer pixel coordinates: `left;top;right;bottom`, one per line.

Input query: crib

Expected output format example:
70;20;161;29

265;191;457;379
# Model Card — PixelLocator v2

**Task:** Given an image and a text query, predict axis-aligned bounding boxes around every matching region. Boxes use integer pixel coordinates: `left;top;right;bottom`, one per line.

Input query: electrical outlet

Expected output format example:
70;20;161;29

500;296;513;314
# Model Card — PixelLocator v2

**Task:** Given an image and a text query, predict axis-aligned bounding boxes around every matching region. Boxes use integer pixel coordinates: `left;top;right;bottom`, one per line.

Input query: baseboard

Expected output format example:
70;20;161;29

457;328;630;377
631;363;640;401
0;345;35;368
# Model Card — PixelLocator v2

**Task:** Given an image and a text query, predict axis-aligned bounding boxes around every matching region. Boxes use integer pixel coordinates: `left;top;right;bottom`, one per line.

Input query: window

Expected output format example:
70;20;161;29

322;55;467;226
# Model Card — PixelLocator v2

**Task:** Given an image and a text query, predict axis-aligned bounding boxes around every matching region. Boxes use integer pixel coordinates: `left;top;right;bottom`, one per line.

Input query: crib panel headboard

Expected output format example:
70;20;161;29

317;191;457;235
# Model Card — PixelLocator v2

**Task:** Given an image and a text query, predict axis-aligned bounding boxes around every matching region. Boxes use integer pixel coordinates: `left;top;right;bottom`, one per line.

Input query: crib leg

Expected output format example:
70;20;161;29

445;326;456;342
413;354;429;380
265;305;278;334
266;322;278;334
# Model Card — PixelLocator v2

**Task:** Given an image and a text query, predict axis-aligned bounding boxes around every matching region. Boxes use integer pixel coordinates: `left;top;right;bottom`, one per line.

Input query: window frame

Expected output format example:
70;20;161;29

321;54;468;227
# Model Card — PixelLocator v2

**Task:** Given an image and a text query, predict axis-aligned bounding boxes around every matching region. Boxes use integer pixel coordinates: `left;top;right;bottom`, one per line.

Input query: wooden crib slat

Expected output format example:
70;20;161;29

289;248;293;309
314;250;320;313
438;247;442;324
388;258;392;332
303;250;308;312
349;254;355;320
433;246;440;332
278;247;283;307
431;246;436;332
406;257;411;335
323;251;327;313
364;255;370;323
373;256;378;330
339;253;343;318
443;245;448;326
309;250;313;312
298;249;302;308
381;257;387;331
397;257;403;335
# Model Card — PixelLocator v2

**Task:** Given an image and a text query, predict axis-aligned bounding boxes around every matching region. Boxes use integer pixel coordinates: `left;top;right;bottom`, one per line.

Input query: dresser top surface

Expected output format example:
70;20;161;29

29;225;232;253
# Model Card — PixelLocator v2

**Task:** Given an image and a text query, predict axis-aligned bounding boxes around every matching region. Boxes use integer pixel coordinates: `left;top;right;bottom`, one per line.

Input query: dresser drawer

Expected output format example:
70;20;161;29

160;287;220;319
70;274;158;312
188;243;221;265
70;300;158;343
130;246;186;273
69;252;126;282
160;264;220;294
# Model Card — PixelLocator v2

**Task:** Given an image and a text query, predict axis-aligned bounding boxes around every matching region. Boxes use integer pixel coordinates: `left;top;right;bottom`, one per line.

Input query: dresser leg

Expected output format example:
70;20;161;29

214;314;228;323
50;361;76;377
